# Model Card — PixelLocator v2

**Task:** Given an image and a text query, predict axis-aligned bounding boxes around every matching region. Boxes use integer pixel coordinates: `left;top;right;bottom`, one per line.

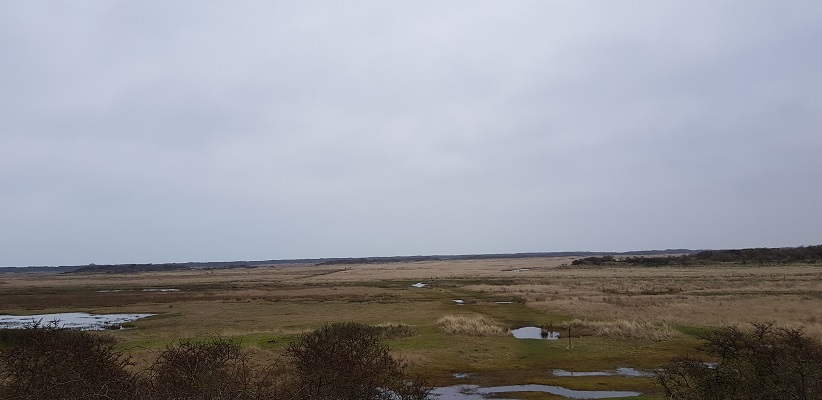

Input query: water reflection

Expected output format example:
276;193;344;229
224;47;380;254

510;326;560;340
0;312;154;330
553;367;655;378
431;384;641;399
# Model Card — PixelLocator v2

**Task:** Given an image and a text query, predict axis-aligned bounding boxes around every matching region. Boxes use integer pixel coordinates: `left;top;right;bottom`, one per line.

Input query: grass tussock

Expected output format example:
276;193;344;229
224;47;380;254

373;322;415;339
561;318;680;341
438;314;507;336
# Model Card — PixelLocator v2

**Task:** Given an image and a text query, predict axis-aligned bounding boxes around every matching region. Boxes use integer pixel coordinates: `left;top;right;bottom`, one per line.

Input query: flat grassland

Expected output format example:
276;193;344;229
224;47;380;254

3;258;822;399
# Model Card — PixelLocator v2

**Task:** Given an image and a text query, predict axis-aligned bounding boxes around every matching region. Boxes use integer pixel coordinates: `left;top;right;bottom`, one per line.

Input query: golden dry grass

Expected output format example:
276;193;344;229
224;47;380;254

465;263;822;338
438;314;507;336
3;260;822;338
5;258;820;398
560;318;680;341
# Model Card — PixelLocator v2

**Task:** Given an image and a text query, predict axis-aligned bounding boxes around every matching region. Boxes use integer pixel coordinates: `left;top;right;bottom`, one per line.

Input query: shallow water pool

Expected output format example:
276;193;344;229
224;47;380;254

510;326;560;340
431;384;641;399
553;367;655;378
0;312;154;330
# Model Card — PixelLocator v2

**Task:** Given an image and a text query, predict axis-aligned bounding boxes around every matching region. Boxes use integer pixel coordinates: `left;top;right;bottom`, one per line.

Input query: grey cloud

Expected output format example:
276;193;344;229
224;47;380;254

2;1;821;266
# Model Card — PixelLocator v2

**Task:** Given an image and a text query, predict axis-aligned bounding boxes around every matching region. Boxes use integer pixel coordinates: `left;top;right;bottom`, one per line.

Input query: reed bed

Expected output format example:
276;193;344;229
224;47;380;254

560;318;680;341
438;314;507;336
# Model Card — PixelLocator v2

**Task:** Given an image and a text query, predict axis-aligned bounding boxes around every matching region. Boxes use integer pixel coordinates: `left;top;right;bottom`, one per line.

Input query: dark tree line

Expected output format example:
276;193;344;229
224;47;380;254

572;245;822;266
690;245;822;263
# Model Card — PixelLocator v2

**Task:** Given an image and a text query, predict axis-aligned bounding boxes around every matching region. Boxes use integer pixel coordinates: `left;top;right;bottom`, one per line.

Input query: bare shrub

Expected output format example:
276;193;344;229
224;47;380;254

657;322;822;400
0;329;27;348
147;337;260;399
286;322;430;400
0;323;138;400
561;318;679;341
1;323;424;400
438;315;507;336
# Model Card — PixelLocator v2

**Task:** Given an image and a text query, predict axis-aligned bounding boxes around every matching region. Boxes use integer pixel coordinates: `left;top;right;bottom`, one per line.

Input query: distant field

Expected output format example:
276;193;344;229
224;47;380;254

2;257;821;399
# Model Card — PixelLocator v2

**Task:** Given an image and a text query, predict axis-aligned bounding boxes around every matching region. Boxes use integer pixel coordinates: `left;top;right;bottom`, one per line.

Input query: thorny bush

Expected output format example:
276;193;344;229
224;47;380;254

0;322;429;399
0;323;138;400
286;322;430;400
657;322;822;400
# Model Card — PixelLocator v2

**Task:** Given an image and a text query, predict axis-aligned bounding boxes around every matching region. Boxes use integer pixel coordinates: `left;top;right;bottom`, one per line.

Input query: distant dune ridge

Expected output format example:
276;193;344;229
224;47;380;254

3;245;820;274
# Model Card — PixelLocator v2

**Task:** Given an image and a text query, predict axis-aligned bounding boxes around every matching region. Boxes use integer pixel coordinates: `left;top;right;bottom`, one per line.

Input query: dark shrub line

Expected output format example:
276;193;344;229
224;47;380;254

657;322;822;400
572;244;822;266
0;322;430;400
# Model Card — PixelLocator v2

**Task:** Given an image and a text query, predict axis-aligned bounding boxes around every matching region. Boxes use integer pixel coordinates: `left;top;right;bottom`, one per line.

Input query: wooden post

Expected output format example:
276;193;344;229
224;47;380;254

568;326;572;350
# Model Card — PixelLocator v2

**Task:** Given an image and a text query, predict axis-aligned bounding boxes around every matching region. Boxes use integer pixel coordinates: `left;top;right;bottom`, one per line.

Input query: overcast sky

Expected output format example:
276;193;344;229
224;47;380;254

2;1;821;267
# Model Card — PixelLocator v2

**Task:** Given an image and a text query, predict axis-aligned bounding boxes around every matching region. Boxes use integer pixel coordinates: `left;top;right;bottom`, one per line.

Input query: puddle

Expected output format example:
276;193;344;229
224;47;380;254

554;368;654;378
553;370;611;377
432;384;640;399
96;288;180;293
614;368;654;377
452;373;473;379
431;386;489;400
494;301;514;304
411;283;428;288
0;313;154;330
510;326;560;340
509;268;531;273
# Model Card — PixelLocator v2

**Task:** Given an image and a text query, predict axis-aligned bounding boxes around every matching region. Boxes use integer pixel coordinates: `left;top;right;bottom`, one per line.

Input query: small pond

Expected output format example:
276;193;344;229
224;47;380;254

553;367;654;378
431;384;641;399
510;326;560;340
0;312;154;330
96;288;180;293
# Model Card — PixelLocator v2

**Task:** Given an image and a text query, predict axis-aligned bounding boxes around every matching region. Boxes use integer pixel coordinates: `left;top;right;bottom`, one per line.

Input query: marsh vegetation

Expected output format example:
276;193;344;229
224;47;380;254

2;253;821;399
0;322;430;399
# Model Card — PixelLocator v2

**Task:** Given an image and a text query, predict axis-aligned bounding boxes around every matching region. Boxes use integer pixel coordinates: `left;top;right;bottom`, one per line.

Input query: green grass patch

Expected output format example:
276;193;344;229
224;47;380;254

674;324;714;338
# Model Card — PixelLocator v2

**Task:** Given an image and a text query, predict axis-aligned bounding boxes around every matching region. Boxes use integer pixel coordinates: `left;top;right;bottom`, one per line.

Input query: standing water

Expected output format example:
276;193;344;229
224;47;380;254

0;313;154;330
431;384;641;399
510;326;560;340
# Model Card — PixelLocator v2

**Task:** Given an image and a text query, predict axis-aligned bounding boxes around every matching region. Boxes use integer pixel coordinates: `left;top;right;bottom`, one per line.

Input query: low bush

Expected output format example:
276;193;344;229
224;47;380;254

286;322;430;400
148;337;258;399
657;322;822;399
0;322;431;399
0;329;27;348
0;323;138;400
